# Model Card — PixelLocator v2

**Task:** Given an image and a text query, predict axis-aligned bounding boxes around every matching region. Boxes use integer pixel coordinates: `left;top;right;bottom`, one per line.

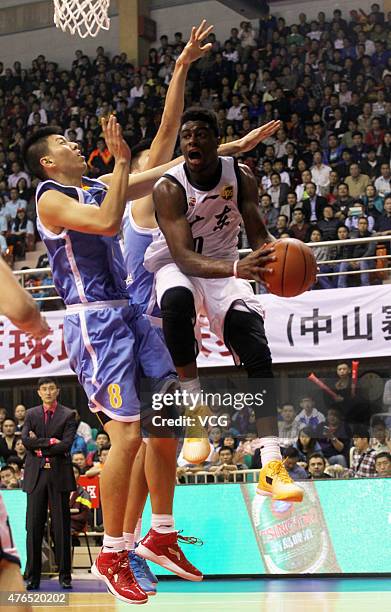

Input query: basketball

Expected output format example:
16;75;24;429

263;238;317;298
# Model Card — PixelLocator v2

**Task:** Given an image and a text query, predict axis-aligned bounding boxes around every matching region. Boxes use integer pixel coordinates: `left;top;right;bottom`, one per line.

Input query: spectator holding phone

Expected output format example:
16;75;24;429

345;202;375;232
316;407;351;466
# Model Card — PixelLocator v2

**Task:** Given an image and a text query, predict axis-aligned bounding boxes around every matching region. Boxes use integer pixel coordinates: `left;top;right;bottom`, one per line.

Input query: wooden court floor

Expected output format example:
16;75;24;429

32;578;391;612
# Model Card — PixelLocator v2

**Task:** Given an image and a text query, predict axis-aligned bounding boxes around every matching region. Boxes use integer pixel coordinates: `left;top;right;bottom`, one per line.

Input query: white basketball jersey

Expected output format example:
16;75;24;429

144;156;243;273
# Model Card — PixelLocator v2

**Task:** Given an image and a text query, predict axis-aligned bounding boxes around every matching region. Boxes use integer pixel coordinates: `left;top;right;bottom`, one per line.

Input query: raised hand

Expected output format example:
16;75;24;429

101;115;131;164
235;120;282;154
178;20;214;66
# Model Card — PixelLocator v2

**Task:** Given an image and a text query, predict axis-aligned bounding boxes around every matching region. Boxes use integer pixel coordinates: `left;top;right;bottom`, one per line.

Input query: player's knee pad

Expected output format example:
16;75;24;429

161;287;197;367
224;308;272;376
224;308;276;419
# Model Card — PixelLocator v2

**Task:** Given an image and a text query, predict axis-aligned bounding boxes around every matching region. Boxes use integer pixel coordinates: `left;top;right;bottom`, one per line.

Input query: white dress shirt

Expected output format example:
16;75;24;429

311;164;332;189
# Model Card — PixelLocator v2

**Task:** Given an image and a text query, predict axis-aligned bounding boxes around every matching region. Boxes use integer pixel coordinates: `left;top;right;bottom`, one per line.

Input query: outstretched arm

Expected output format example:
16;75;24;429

39;115;131;236
131;20;213;227
0;258;50;339
102;115;280;219
145;20;213;171
152;177;275;281
218;120;281;157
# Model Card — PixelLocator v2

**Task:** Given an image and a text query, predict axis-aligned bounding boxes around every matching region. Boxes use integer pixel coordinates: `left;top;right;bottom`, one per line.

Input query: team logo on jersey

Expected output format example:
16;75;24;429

220;185;233;200
188;196;197;207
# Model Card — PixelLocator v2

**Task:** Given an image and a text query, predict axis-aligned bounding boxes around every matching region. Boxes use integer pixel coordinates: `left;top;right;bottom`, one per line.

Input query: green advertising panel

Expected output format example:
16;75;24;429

2;490;27;570
3;478;391;575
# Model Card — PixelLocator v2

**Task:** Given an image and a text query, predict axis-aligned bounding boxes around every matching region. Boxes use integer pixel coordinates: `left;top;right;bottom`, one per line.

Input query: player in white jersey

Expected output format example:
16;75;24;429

145;108;304;503
122;21;282;589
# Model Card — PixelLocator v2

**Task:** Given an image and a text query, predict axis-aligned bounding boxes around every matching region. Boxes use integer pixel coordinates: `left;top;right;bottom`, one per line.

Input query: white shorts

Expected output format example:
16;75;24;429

155;263;265;344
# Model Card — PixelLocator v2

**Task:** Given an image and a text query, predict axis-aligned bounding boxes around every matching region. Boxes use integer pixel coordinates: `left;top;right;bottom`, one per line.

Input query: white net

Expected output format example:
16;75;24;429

53;0;110;38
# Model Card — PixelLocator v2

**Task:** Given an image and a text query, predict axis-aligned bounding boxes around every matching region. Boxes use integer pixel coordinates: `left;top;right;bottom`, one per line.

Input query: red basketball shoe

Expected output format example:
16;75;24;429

91;550;148;604
135;529;203;582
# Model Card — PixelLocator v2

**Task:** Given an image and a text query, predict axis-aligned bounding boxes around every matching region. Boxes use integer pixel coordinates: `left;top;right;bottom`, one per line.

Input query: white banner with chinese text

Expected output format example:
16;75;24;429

0;286;390;379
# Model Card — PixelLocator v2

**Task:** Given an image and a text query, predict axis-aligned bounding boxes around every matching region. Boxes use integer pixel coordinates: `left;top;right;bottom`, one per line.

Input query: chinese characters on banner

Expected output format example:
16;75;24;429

0;316;71;377
0;286;390;379
78;475;100;509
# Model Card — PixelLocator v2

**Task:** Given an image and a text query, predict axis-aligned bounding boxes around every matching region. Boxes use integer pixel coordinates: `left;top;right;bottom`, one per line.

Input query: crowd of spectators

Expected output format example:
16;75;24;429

176;361;391;481
1;4;391;288
0;364;389;537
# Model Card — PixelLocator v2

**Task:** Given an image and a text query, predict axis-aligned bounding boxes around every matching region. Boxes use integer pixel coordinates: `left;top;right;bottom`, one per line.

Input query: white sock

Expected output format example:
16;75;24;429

102;534;126;553
134;518;142;544
151;513;175;534
260;437;282;466
123;532;135;551
180;377;201;409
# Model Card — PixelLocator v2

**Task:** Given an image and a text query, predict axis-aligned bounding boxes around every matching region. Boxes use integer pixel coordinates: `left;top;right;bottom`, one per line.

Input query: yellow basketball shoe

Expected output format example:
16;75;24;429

257;460;304;502
182;405;212;465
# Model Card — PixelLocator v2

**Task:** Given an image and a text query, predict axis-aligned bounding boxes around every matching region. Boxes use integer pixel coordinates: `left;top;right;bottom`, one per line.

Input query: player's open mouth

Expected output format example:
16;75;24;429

188;150;203;163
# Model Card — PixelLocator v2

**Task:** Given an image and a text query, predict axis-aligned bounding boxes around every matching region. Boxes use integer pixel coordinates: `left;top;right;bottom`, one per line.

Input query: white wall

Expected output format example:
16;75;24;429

152;0;250;44
265;0;384;26
0;0;385;70
0;16;119;70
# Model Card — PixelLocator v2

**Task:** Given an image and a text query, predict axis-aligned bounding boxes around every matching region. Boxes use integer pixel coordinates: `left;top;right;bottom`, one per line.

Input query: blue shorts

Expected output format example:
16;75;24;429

64;301;176;422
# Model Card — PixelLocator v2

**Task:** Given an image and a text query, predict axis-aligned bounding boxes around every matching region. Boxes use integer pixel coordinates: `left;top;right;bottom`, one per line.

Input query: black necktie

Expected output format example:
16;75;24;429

45;410;53;437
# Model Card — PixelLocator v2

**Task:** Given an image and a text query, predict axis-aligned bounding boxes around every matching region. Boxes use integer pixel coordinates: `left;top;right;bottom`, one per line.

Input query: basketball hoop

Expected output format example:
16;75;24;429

53;0;110;38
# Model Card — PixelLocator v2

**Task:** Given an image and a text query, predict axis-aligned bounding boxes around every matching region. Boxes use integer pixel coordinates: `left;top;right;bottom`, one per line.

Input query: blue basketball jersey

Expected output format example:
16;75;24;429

122;202;161;318
36;176;129;305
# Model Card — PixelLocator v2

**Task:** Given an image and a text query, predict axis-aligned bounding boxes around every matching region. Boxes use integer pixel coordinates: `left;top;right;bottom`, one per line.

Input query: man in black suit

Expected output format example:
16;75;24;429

301;182;328;223
133;115;157;144
267;172;290;208
22;378;77;590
